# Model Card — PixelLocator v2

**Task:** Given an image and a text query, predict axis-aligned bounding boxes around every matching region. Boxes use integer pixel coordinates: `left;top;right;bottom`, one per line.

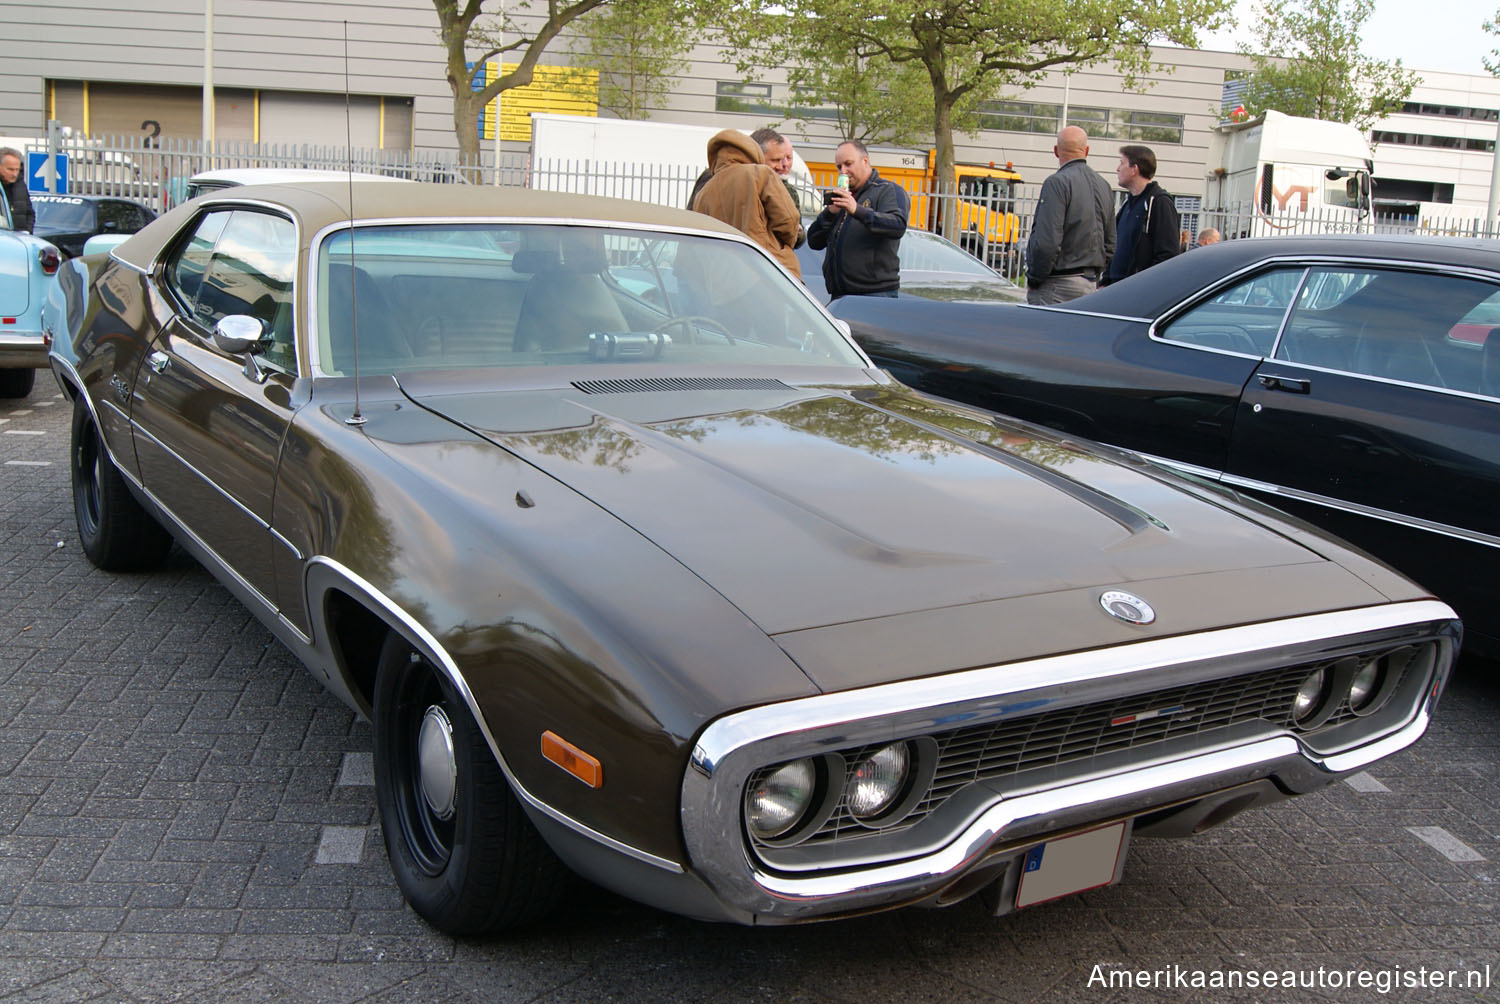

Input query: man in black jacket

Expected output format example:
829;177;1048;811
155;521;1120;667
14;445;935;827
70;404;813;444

1024;126;1115;304
0;148;34;233
807;140;908;298
1102;145;1179;286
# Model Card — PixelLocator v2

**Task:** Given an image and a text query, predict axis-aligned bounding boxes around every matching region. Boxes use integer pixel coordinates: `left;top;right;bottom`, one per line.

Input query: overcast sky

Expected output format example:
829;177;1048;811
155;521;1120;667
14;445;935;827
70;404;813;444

1195;0;1498;75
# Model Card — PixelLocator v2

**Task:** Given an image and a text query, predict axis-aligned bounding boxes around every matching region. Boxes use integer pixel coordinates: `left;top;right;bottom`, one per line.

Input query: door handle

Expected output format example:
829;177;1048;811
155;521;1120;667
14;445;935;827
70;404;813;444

147;351;170;374
1257;373;1309;394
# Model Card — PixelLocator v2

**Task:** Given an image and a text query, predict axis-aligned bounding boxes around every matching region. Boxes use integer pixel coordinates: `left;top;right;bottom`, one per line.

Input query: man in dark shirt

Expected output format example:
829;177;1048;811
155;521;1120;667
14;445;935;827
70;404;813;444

1102;145;1179;286
0;148;34;233
1024;126;1115;304
806;140;908;298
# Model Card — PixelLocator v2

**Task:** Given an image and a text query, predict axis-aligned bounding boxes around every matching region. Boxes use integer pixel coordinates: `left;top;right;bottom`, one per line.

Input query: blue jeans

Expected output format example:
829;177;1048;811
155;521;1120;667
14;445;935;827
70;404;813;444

832;289;899;300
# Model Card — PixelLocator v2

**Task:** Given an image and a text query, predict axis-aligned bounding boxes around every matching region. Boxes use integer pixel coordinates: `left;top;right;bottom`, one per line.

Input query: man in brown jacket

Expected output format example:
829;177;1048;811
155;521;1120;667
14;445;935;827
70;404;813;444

692;129;802;279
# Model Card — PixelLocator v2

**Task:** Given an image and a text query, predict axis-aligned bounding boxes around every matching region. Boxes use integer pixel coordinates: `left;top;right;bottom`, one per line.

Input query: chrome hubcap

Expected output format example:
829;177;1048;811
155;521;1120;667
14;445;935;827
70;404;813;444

416;705;457;820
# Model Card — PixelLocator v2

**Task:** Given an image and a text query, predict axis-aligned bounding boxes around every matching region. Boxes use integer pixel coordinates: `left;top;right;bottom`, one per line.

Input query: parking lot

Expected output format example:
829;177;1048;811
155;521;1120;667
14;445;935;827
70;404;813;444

2;376;1498;1004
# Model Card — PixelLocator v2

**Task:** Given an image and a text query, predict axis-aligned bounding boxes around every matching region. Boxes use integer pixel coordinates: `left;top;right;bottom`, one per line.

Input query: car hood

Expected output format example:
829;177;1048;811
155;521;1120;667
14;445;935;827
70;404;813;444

395;376;1380;673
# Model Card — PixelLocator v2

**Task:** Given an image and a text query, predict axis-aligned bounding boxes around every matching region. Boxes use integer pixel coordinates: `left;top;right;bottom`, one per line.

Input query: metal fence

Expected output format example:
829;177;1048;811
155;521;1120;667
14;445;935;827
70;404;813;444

22;134;1500;284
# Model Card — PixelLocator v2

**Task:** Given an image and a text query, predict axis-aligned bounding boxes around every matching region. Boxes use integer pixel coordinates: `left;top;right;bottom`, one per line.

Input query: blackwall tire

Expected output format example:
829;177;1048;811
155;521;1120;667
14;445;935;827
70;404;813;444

0;368;35;399
372;631;571;934
70;395;172;571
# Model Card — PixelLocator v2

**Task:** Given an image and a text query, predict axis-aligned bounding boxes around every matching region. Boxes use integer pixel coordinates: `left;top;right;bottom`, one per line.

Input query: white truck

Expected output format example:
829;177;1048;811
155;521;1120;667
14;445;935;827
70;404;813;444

1203;110;1374;236
526;113;823;215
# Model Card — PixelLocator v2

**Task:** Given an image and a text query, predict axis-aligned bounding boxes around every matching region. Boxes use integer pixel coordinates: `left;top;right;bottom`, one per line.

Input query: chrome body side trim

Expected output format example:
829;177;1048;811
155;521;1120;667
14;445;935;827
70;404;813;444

1019;304;1155;323
1218;472;1500;550
302;556;684;876
680;600;1456;921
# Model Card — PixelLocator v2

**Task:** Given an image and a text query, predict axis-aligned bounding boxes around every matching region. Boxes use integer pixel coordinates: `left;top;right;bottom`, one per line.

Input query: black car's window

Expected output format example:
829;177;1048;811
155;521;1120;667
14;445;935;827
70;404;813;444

96;200;134;232
1158;268;1305;356
315;224;861;376
32;196;96;233
169;210;231;306
1273;267;1496;393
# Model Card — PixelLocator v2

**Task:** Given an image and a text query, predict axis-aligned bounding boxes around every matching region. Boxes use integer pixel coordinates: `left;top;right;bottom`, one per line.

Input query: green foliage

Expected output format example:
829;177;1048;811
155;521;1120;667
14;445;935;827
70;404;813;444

1485;6;1500;75
781;42;947;146
1237;0;1419;131
432;0;611;162
721;0;1229;205
570;0;694;119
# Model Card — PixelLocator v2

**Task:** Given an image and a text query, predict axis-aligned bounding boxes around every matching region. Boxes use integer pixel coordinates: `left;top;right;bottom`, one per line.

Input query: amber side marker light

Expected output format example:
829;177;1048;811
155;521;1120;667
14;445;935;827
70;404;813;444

542;730;603;788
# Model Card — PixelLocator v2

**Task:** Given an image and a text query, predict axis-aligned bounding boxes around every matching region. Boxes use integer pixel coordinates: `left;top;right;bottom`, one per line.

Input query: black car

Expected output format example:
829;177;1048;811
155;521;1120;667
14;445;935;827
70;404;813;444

32;193;156;258
795;226;1023;305
831;235;1500;657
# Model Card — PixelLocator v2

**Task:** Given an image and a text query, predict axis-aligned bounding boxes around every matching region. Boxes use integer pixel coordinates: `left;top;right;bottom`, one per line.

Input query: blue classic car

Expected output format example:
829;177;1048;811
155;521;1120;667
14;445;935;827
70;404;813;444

0;190;62;397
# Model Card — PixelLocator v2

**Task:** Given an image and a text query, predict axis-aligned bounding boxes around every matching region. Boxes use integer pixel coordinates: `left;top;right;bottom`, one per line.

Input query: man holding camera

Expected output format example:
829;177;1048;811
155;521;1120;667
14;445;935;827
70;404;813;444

807;140;908;299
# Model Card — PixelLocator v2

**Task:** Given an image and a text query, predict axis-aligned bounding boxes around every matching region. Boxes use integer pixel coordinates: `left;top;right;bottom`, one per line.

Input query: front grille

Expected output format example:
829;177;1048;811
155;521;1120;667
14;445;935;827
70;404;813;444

761;653;1410;849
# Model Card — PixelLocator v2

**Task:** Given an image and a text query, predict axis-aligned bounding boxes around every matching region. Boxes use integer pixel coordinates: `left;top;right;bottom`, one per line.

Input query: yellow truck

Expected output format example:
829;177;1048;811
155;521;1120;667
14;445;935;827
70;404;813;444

808;147;1023;268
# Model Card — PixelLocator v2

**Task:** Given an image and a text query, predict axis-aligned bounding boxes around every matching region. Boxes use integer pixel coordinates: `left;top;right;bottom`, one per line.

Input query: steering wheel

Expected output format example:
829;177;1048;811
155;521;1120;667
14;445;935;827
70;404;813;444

651;314;736;346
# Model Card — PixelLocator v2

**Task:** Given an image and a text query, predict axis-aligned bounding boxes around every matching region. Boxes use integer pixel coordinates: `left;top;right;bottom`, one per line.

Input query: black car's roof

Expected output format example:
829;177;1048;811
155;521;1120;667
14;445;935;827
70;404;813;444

1066;234;1500;319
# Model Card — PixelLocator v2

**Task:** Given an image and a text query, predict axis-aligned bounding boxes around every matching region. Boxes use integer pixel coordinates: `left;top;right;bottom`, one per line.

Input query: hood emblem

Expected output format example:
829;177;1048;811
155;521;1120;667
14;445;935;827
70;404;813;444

1100;590;1155;625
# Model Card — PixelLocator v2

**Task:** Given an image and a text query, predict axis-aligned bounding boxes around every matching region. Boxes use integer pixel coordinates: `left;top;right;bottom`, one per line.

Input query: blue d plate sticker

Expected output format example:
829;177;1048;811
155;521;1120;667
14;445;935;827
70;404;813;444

1015;821;1126;908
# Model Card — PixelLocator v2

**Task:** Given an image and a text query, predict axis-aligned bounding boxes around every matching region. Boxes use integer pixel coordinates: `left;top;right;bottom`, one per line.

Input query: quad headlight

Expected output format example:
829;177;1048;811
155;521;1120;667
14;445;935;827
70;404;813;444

1292;667;1328;725
1347;658;1382;713
848;743;912;821
745;758;818;840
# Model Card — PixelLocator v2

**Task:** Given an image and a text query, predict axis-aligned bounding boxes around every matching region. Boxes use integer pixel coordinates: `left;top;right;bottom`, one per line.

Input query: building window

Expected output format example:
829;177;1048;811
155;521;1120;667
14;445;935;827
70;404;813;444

1062;107;1185;144
977;100;1061;134
1398;102;1499;122
1374;131;1496;153
716;82;776;115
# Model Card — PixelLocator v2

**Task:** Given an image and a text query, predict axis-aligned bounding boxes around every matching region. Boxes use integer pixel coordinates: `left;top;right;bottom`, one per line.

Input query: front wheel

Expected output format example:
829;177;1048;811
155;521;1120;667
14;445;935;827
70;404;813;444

71;394;172;570
373;631;571;934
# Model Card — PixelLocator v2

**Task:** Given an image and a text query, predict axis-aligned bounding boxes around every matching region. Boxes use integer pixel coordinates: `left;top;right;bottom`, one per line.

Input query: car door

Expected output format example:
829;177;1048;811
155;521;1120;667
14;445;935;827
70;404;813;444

1224;264;1500;634
130;207;301;612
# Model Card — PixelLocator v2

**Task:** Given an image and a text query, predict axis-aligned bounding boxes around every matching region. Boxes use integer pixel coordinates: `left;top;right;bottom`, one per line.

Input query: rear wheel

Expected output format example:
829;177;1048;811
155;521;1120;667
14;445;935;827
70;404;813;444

0;368;35;399
373;631;571;934
70;395;172;570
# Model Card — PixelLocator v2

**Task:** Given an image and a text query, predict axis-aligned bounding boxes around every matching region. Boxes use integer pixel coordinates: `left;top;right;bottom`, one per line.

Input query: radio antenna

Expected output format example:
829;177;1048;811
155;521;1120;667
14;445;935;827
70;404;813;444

343;19;366;426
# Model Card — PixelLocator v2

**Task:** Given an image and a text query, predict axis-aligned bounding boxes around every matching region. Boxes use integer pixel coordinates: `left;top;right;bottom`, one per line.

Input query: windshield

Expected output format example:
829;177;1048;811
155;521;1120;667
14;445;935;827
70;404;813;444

32;196;96;233
897;230;1003;278
315;224;863;375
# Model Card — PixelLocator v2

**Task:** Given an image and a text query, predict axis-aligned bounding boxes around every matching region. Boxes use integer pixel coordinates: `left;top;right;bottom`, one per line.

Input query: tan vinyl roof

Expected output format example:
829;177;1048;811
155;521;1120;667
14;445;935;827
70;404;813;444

112;181;740;271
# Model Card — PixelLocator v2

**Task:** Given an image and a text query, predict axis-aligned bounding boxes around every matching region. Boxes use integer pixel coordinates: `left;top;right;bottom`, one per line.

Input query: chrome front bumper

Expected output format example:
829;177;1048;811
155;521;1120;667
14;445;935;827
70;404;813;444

680;600;1458;923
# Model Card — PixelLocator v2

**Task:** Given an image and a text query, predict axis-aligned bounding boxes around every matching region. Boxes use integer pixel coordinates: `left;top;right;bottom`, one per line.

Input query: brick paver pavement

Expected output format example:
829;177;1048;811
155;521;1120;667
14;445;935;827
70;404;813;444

3;379;1497;1003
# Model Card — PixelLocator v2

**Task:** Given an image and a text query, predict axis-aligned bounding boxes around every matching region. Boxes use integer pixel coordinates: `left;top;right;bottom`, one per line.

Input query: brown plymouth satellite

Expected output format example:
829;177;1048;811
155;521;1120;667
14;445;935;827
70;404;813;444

44;182;1460;933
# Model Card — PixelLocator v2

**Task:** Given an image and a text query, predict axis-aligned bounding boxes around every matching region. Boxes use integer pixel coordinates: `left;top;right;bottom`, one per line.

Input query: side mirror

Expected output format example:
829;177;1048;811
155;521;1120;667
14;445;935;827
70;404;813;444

213;314;269;355
102;220;119;231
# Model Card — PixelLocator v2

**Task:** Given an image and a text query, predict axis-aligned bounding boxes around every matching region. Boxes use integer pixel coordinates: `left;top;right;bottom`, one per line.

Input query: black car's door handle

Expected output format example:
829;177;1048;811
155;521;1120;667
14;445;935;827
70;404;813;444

147;351;170;374
1257;373;1310;394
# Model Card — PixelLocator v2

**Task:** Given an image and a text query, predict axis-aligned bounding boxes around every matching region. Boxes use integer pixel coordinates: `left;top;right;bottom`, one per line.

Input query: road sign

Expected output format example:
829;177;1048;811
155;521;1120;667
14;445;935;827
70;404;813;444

27;151;67;194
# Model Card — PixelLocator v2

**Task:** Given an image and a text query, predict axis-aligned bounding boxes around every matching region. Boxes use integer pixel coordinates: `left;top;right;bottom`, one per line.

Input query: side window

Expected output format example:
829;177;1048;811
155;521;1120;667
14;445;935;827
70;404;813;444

169;210;231;309
1158;268;1304;356
1274;267;1495;392
198;211;298;371
96;201;130;232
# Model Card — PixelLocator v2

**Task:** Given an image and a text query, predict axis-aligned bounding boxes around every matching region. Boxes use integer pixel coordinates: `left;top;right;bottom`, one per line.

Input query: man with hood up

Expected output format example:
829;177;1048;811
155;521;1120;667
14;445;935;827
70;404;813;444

692;129;803;280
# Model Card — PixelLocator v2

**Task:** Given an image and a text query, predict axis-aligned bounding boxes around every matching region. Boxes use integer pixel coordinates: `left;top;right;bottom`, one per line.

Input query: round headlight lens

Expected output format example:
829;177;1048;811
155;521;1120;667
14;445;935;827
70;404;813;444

848;743;911;821
1348;659;1382;713
1293;668;1327;724
745;759;817;840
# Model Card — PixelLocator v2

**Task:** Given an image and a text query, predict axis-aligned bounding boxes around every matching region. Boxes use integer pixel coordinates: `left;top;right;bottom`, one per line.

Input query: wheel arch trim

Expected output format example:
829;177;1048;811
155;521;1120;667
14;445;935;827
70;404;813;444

303;555;684;875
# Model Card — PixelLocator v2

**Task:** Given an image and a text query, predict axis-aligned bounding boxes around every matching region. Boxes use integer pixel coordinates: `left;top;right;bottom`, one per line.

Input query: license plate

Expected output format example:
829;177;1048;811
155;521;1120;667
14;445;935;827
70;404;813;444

1015;821;1127;909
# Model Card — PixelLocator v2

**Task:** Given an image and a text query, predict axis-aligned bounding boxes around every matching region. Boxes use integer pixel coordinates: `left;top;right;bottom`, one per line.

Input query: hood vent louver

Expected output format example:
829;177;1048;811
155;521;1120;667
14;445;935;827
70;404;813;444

572;377;792;395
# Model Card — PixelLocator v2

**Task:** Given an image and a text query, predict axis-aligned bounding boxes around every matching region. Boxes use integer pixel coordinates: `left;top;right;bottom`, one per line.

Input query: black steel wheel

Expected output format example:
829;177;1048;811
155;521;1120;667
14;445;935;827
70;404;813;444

70;394;171;570
372;631;570;934
0;367;35;399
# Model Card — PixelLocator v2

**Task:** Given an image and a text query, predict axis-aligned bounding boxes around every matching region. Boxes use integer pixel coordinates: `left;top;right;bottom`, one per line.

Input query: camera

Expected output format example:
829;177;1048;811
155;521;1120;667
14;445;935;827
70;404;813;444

823;173;850;205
